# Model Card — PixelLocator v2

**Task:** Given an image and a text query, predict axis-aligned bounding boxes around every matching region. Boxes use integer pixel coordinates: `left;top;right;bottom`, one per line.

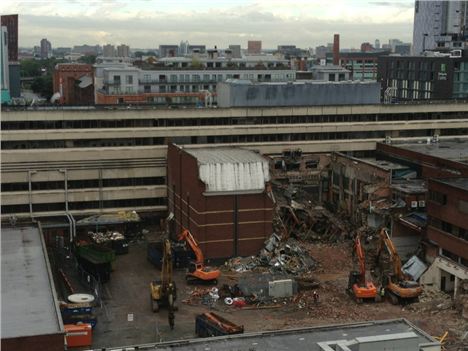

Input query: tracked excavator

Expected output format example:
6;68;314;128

348;234;378;303
149;239;177;329
178;228;220;284
376;228;423;304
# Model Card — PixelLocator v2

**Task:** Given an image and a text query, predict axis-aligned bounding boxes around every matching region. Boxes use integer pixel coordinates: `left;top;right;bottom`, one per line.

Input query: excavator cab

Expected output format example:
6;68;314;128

178;228;220;284
376;228;422;305
348;235;378;303
347;271;361;290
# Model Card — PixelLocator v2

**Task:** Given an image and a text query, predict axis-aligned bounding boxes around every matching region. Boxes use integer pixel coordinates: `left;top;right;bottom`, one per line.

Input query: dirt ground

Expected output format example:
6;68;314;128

87;238;467;351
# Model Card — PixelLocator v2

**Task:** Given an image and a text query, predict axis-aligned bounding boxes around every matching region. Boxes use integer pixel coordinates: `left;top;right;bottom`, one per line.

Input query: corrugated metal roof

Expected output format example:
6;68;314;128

185;147;266;165
402;255;428;281
185;147;270;193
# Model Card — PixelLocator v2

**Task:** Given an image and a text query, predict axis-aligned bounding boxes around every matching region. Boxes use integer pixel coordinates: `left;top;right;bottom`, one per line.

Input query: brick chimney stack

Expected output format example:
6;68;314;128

333;34;340;65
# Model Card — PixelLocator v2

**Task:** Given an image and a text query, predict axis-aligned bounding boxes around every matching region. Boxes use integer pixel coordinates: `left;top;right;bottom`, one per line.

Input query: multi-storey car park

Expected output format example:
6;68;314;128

1;101;468;220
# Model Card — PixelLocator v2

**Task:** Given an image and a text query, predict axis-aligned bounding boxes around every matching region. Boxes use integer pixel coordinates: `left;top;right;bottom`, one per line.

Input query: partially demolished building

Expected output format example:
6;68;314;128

167;144;274;259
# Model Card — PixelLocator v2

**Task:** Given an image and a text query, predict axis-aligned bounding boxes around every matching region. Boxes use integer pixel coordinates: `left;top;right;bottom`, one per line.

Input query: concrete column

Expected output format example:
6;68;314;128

454;276;459;298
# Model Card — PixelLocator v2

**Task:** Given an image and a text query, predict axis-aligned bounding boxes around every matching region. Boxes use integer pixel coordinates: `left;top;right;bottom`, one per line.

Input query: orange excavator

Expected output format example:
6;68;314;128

347;235;378;303
376;228;423;304
178;228;220;284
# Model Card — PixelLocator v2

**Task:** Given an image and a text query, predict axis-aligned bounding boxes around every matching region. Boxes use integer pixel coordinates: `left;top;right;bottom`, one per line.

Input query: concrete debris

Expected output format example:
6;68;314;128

406;289;453;314
454;279;468;320
88;231;125;244
226;235;316;275
273;184;352;242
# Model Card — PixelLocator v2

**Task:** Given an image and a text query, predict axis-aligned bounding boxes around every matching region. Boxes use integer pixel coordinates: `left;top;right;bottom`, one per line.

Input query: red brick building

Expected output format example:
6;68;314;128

167;144;274;259
427;178;468;264
376;141;468;295
247;40;262;55
52;63;94;105
1;14;18;62
376;141;468;179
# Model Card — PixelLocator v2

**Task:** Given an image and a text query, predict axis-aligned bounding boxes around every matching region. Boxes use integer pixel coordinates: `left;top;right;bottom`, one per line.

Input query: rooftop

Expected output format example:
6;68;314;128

184;147;270;194
1;225;63;339
138;319;439;351
361;158;409;171
185;147;267;165
392;179;427;194
393;140;468;164
436;177;468;192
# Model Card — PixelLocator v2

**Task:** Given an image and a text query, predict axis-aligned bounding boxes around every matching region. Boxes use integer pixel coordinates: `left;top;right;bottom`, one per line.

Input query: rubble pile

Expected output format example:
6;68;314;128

88;231;125;244
273;184;352;243
227;234;316;275
182;287;217;306
454;279;468;320
406;289;453;313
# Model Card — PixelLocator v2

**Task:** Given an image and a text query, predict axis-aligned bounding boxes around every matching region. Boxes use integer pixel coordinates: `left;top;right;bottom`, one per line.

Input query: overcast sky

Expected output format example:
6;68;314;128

1;0;415;49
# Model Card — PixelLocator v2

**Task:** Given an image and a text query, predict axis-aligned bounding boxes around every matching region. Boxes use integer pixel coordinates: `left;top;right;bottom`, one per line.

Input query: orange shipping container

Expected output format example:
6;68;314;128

65;323;92;348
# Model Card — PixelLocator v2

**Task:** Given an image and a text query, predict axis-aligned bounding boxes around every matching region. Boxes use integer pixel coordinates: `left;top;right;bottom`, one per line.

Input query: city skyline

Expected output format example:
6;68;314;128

1;0;414;49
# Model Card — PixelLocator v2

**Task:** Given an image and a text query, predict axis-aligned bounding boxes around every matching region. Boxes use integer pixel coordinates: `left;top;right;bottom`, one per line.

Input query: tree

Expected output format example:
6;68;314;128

31;75;53;99
20;59;41;77
78;55;96;64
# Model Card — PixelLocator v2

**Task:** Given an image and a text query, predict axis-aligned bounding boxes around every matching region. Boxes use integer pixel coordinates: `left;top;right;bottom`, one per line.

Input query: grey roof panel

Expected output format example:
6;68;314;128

1;226;63;338
185;147;267;165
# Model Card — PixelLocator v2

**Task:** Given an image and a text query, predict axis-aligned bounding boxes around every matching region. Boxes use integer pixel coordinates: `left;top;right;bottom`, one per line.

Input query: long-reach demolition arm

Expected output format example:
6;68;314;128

178;228;204;265
376;228;422;304
348;235;377;302
178;228;220;283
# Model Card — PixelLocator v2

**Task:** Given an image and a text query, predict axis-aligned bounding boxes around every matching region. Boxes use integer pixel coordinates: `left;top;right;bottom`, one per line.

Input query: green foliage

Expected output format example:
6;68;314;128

20;59;41;77
31;75;53;99
77;55;96;64
20;58;67;77
191;58;202;68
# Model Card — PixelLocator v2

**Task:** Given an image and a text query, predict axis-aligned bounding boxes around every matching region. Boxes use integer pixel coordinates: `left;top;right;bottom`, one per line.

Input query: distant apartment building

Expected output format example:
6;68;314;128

40;38;52;59
94;54;294;105
375;39;381;49
247;40;262;54
228;44;241;58
117;44;130;57
329;51;390;80
360;42;373;52
53;47;72;57
413;0;468;54
187;45;206;54
1;15;20;99
389;39;403;52
53;63;94;105
378;51;468;101
309;65;350;81
72;44;101;55
277;45;302;57
1;26;10;104
103;44;116;57
394;43;411;56
0;14;17;62
159;45;179;58
315;45;330;60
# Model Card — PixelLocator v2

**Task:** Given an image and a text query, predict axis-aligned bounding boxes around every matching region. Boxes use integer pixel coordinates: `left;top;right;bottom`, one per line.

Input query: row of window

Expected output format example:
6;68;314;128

2;111;464;130
137;73;293;84
1;177;166;192
1;197;166;214
430;217;468;241
1;129;439;150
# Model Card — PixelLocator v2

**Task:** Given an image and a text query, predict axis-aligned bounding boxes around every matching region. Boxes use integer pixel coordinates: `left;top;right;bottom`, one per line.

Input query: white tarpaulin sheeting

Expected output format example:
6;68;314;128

186;148;270;193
